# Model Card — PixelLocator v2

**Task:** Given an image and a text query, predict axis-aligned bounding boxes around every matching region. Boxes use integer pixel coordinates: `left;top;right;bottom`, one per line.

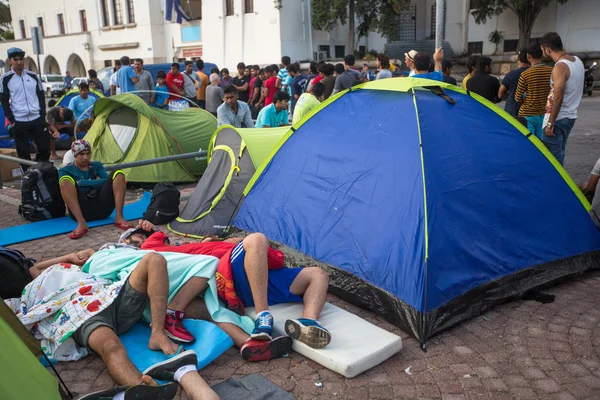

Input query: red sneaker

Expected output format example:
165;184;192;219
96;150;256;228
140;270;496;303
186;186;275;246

164;312;195;344
240;336;293;362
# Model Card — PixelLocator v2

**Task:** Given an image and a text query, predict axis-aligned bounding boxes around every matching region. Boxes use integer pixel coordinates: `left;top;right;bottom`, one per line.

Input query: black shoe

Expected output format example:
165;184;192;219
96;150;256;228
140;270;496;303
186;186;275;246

124;382;179;400
142;350;198;381
241;335;293;362
79;386;130;400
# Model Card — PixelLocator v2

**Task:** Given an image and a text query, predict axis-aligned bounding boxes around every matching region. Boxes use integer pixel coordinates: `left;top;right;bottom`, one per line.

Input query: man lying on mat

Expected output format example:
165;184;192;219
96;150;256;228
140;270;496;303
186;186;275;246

120;220;332;349
8;251;218;400
29;243;293;363
58;139;133;240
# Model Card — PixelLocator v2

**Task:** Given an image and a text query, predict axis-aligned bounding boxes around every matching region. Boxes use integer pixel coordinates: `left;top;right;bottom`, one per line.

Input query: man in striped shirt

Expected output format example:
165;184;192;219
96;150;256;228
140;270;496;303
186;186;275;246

276;56;291;93
514;43;553;140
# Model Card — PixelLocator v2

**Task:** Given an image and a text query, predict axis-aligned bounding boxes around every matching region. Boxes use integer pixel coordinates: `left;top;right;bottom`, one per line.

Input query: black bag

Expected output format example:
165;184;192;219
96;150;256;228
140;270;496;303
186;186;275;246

18;162;66;222
0;247;35;299
142;182;180;225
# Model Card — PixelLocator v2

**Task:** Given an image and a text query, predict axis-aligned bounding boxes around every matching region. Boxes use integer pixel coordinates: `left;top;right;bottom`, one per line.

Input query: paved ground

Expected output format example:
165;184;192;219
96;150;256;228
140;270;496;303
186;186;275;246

4;96;600;399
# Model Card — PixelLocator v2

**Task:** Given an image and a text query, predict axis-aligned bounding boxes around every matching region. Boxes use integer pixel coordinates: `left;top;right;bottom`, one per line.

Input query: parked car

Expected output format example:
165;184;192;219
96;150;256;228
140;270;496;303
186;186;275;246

70;77;88;90
41;75;65;97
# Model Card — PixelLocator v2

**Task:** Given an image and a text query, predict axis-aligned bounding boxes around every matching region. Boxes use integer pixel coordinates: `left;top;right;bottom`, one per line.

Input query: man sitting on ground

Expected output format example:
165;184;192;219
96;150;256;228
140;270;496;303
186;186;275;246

59;140;132;239
122;220;332;349
256;90;290;129
47;106;76;160
68;81;97;132
292;82;324;125
217;85;254;128
412;48;444;81
9;251;218;400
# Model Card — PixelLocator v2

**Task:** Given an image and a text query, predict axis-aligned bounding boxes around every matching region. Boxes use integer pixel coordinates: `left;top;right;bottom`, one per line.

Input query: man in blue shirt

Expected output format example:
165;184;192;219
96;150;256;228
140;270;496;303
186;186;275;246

116;56;139;93
217;86;254;128
68;81;97;131
412;48;444;82
151;70;170;109
288;63;307;117
59;140;131;239
256;91;290;128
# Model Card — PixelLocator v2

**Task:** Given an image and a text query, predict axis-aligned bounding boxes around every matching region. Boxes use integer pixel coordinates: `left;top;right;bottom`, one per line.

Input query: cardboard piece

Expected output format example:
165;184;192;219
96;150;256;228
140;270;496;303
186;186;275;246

0;148;22;182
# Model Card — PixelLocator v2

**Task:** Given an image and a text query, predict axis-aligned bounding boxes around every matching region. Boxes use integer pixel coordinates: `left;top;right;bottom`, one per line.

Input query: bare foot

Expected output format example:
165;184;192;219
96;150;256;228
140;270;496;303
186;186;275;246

76;223;89;232
148;332;179;355
141;375;159;386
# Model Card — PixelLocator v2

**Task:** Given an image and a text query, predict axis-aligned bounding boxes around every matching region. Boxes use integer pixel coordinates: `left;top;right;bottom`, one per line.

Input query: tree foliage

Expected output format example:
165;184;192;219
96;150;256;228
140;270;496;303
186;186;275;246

0;2;13;40
471;0;570;49
312;0;410;52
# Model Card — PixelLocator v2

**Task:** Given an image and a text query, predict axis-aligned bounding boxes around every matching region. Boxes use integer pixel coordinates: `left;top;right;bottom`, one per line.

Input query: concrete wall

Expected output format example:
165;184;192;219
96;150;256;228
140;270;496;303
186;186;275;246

465;0;600;56
556;0;600;53
202;0;282;70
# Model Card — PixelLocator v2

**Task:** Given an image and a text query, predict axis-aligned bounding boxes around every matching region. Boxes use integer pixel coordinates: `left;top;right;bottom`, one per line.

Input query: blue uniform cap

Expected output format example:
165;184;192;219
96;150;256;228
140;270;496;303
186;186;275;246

7;47;25;58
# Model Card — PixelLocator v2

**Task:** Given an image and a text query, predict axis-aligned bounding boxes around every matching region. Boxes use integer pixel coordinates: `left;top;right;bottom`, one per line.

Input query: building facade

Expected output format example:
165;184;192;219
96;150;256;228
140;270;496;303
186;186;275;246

0;0;598;77
0;0;202;76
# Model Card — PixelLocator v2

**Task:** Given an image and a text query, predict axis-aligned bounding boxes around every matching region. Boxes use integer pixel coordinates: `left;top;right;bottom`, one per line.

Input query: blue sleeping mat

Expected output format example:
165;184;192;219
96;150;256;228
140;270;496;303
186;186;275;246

0;191;151;246
120;320;234;373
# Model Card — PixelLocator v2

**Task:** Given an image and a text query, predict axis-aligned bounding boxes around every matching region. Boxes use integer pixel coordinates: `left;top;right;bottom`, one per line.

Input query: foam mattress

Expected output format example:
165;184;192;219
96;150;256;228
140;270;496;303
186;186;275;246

246;302;402;378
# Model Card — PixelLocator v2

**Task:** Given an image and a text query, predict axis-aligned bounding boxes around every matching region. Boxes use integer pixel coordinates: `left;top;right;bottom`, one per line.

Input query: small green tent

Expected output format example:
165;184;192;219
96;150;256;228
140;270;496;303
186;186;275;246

84;94;217;183
168;125;287;238
0;301;63;400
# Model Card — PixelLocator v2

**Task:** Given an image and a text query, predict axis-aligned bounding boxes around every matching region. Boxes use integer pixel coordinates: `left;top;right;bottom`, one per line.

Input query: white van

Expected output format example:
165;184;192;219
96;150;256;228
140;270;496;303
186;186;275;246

41;75;65;97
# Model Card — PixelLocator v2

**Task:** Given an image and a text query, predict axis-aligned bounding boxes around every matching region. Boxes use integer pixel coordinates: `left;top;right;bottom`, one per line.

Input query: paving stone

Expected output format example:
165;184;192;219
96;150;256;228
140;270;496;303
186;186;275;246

369;384;394;399
532;378;561;394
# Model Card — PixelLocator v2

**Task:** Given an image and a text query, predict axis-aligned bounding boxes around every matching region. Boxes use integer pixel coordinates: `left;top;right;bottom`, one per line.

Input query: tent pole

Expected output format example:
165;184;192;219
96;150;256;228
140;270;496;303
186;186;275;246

0;150;208;171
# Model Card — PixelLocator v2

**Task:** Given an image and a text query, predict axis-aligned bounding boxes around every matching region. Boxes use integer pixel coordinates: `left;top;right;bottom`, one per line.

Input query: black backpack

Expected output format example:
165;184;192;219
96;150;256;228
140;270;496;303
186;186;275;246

143;182;180;225
18;162;66;222
0;247;35;299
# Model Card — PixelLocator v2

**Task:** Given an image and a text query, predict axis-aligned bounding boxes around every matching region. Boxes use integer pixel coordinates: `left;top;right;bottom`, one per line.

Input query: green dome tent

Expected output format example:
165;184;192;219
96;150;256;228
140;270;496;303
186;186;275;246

0;301;63;400
168;125;287;237
84;94;217;183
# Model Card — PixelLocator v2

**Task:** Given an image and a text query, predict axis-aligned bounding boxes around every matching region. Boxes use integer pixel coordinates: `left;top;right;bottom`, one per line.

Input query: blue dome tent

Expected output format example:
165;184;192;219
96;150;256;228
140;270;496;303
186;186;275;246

233;79;600;346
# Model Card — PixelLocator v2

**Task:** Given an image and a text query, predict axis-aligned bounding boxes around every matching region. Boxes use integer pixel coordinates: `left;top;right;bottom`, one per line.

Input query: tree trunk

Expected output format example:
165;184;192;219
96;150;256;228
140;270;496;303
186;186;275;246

348;0;355;53
517;16;533;50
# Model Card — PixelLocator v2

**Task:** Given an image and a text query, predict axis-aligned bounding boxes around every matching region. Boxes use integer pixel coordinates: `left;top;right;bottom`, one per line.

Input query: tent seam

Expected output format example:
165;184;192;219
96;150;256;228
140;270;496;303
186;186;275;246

411;88;430;346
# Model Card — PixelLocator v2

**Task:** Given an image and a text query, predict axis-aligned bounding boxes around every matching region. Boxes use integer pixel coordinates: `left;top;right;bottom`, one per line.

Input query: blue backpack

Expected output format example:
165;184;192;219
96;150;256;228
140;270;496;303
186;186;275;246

0;247;35;299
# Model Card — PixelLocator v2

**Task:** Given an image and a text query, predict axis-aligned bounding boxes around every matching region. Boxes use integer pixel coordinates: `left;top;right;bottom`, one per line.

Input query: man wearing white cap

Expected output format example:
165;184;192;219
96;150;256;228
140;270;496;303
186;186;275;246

405;50;417;77
0;47;50;170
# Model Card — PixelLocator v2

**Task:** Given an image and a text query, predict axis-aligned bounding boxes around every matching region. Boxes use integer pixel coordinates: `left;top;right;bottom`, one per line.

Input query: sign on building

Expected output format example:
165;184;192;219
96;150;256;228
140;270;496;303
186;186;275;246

183;47;202;58
31;27;44;55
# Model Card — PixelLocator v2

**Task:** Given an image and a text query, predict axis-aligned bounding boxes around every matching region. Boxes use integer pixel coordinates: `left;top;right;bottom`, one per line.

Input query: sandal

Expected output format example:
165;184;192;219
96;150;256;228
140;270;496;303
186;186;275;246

114;221;134;230
69;228;88;240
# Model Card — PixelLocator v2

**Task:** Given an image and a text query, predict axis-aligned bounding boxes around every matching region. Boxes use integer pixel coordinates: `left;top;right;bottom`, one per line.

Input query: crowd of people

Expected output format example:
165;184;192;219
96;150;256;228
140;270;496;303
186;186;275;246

209;49;451;130
0;31;590;185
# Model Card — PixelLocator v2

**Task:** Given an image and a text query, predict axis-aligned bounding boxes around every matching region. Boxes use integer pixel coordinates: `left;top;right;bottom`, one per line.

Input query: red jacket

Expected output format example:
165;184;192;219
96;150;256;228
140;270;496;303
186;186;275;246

141;232;284;314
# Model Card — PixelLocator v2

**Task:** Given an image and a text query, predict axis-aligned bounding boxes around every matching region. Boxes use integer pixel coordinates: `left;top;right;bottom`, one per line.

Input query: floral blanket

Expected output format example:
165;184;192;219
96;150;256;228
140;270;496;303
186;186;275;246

5;263;124;361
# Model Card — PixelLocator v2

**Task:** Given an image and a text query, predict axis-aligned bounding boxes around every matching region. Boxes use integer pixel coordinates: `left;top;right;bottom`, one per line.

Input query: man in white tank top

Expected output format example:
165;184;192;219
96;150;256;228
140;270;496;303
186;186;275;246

540;32;585;166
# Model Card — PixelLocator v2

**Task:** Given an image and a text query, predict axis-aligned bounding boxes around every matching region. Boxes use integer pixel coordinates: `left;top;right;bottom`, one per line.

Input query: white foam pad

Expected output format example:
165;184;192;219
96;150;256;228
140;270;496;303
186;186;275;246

246;302;402;378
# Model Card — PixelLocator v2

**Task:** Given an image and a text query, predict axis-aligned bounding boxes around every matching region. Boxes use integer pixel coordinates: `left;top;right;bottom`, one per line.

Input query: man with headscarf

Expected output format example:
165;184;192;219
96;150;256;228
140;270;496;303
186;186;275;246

58;140;133;239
